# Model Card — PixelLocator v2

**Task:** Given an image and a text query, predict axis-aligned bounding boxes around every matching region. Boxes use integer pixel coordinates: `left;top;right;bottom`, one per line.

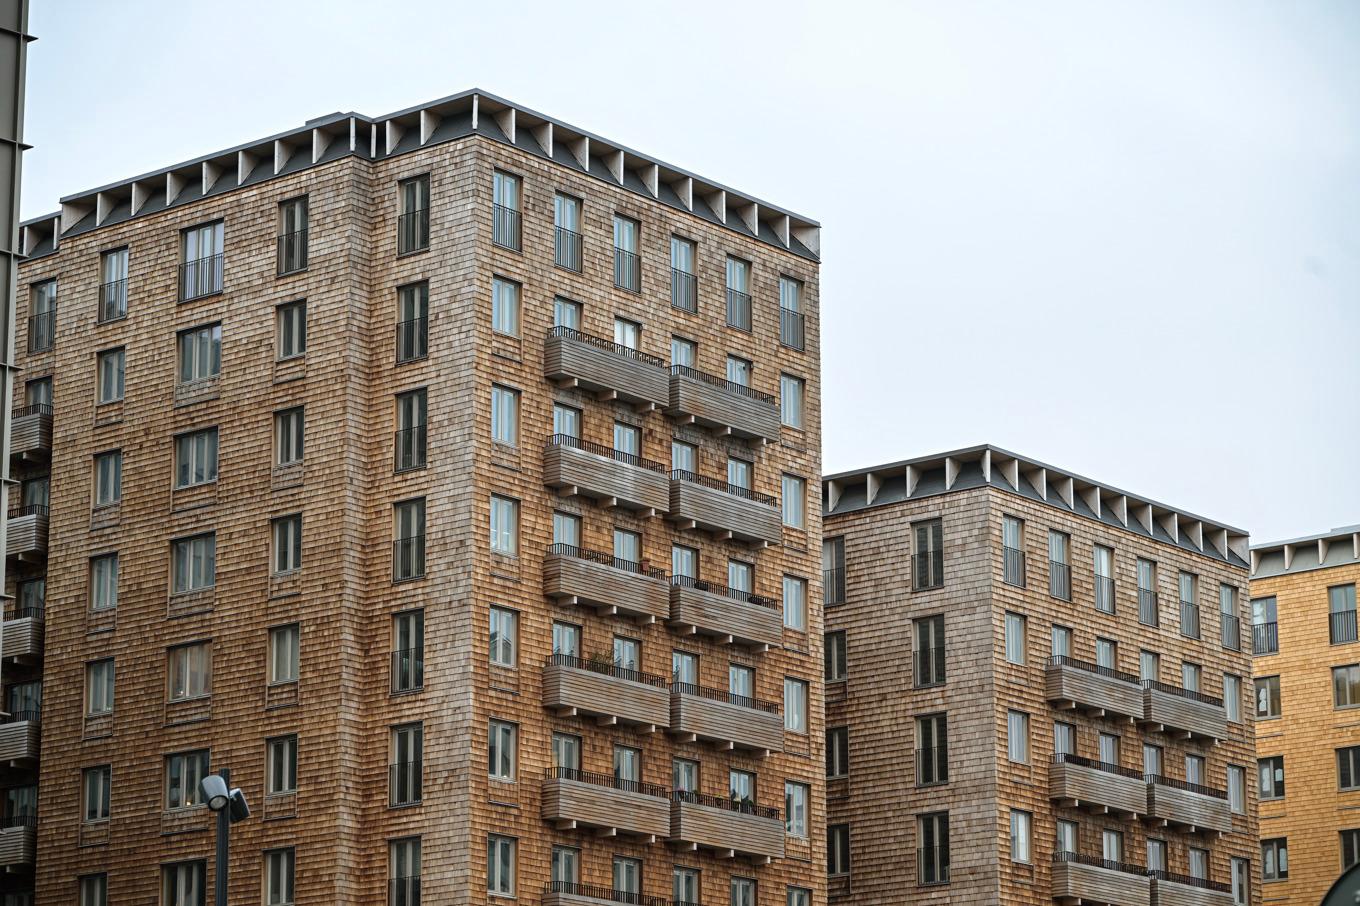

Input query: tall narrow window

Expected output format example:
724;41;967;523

392;610;424;692
277;196;308;274
1221;583;1241;650
175;428;218;488
28;279;56;352
180;221;224;300
1228;765;1246;814
827;727;849;779
487;835;516;896
823;536;846;605
779;275;804;349
1009;810;1032;863
489;495;519;556
269;624;299;685
168;643;211;701
554;296;581;330
727;353;752;386
1048;531;1070;599
1096;637;1117;670
489;607;518;667
1007;711;1029;763
1180;571;1200;638
94;450;122;506
96;348;124;404
99;248;128;321
785;782;810;838
1261;838;1288;881
1335;665;1360;708
172;534;215;594
916;713;948;785
782;474;806;529
389;839;421;906
272;515;302;575
165;751;210;808
915;615;945;686
1137;559;1158;626
1256;675;1281;718
162;861;206;906
1253;596;1278;655
613;215;640;292
492;170;521;251
825;631;847;682
785;678;809;733
726;256;752;330
828;824;851;878
671;335;696;367
1224;673;1242;722
554;404;581;440
613;317;641;350
390;724;423;805
1002;516;1025;587
1004;612;1026;665
80;874;107;906
274;407;305;465
671;236;697;312
82;765;111;823
395;389;427;471
783;575;808;631
914;520;944;590
1331;584;1358;644
1093;545;1114;613
917;812;949;885
780;374;804;428
397;175;430;254
1259;756;1285;799
266;736;297;795
1232;858;1250;905
488;720;517;781
277;300;306;359
491;276;520;337
86;659;115;715
264;849;295;906
396;282;429;363
393;499;425;580
490;385;519;447
554;194;582;271
90;554;118;611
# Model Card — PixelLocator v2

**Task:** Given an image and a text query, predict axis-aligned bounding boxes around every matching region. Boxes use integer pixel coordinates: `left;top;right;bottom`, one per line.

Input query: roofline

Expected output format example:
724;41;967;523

1250;524;1360;552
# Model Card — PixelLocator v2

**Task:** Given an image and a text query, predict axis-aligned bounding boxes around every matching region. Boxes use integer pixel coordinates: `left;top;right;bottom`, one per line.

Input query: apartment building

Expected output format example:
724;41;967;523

1249;524;1360;903
2;89;823;906
821;445;1259;906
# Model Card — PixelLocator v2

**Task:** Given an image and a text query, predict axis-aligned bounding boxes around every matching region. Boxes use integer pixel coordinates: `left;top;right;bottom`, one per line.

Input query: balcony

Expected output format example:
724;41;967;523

1333;609;1358;645
0;817;35;868
667;366;779;442
669;683;783;754
1252;621;1278;655
543;654;670;730
1149;873;1233;906
9;405;51;462
544;545;670;623
543;435;669;514
1141;681;1226;742
540;768;670;840
276;229;308;275
1045;656;1144;720
493;203;521;251
6;506;48;563
669;791;784;861
1145;776;1232;834
779;307;805;350
543;882;668;906
668;471;781;546
179;253;223;301
0;714;39;767
544;327;668;408
1;607;43;664
1051;852;1150;906
554;227;582;272
668;576;783;649
1049;754;1146;817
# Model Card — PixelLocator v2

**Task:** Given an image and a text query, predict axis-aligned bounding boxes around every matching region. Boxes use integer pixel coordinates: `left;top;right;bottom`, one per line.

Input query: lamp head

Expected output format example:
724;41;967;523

227;787;250;823
200;774;230;812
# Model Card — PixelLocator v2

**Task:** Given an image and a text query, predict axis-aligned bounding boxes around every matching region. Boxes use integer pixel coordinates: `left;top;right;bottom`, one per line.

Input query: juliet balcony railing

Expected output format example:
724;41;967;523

671;269;697;313
779;307;805;350
1094;575;1116;613
492;203;521;251
1003;545;1026;587
1332;609;1358;645
1253;621;1278;655
914;646;946;688
1138;589;1159;626
398;208;429;254
388;759;422;806
392;535;425;582
98;278;127;322
390;648;424;694
554;226;582;272
1180;601;1201;639
1049;559;1071;600
179;253;223;301
394;425;427;472
824;567;846;606
396;317;428;363
614;248;640;292
725;288;751;331
277;228;309;274
26;311;53;353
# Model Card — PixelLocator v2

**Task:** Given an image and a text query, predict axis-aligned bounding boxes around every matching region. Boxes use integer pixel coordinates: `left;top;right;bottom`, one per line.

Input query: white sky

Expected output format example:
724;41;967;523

19;0;1360;542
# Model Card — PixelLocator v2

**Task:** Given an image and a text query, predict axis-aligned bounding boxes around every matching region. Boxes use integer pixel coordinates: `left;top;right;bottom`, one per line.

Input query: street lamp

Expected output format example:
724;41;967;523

200;768;250;906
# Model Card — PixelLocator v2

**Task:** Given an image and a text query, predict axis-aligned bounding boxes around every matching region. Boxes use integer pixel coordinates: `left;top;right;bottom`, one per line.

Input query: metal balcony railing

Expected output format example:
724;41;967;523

1049;560;1071;600
549;326;665;367
554;226;582;271
1221;612;1241;651
1180;601;1201;639
0;711;40;725
669;469;777;507
276;229;308;274
397;208;429;254
670;574;777;609
492;204;520;251
1047;655;1140;686
1253;621;1278;655
547;653;668;689
396;317;428;363
913;550;943;590
1094;575;1115;613
98;279;127;322
614;248;640;292
388;877;420;906
390;648;424;693
179;253;223;301
668;364;775;404
546;433;667;473
392;535;425;581
670;681;780;715
544;766;669;799
1053;850;1146;876
671;269;697;313
670;788;779;820
725;288;751;330
7;504;49;519
1003;546;1026;587
1145;773;1228;800
548;543;667;580
1052;752;1145;779
11;404;51;419
543;882;666;906
915;647;946;687
394;426;427;472
917;846;950;885
26;311;53;353
824;567;846;605
1332;609;1358;644
779;307;804;350
1148;870;1231;892
1142;678;1223;708
1138;589;1159;626
3;605;43;622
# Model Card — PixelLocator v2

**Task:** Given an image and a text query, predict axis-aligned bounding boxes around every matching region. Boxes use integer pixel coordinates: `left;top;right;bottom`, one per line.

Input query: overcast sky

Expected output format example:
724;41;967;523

19;0;1359;542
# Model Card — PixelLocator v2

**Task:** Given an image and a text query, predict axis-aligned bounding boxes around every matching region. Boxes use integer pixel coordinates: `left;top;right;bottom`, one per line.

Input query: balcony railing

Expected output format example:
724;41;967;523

544;766;669;800
1145;774;1228;801
396;317;428;363
1180;601;1201;639
543;882;666;906
725;288;751;330
1332;609;1358;644
8;504;49;520
669;574;776;609
277;229;308;274
1049;560;1071;600
670;788;779;821
3;605;44;622
1053;752;1145;779
548;543;667;580
550;326;665;368
913;550;943;590
1053;850;1146;877
670;681;780;715
669;470;776;507
388;877;420;906
671;269;697;313
492;204;521;251
26;311;53;353
554;226;582;271
394;425;427;472
1;711;40;725
779;307;804;350
546;434;667;473
1142;679;1222;708
1138;589;1158;626
398;208;429;254
389;759;422;805
614;248;640;292
1048;654;1140;685
547;653;669;689
11;404;51;419
915;647;946;687
391;648;424;693
98;279;127;322
915;745;949;785
392;535;425;581
1094;575;1115;613
1003;546;1026;587
1221;612;1241;650
179;253;223;301
824;567;846;606
1148;870;1231;893
1253;621;1278;655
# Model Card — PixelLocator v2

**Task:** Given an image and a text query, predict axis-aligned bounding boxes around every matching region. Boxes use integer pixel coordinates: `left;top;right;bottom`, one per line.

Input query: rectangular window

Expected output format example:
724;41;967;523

492;170;521;251
1140;650;1160;682
487;835;516;896
613;856;641;896
731;878;756;906
277;195;308;274
1259;756;1285;800
613;422;641;457
168;643;211;700
1180;571;1201;639
782;474;806;529
785;678;809;733
785;781;809;838
1099;732;1121;765
726;354;752;387
1096;637;1117;670
613;214;640;292
553;193;582;271
28;279;56;352
165;751;210;809
786;888;810;906
1253;596;1279;654
491;275;520;337
552;622;581;658
162;861;206;906
86;659;115;715
1256;675;1281;718
99;247;128;321
1344;831;1360;871
264;848;295;906
783;575;807;631
1002;516;1026;587
395;389;427;471
396;282;429;362
1224;673;1242;722
1004;612;1026;665
269;624;299;685
614;317;641;350
391;610;424;693
389;838;421;906
266;736;297;794
82;765;111;822
1232;858;1250;905
1262;838;1288;881
1228;764;1246;814
393;499;426;580
1054;721;1075;756
727;456;752;490
175;428;219;488
172;534;216;594
1340;746;1360;791
1147;838;1167;873
552;734;581;772
1009;810;1032;863
1137;558;1158;626
670;235;697;311
275;407;305;465
96;348;124;403
553;295;581;330
825;631;847;682
180;221;224;299
670;335;696;367
1093;544;1115;613
915;614;945;686
916;713;948;785
780;374;804;428
726;256;752;330
824;536;846;605
1056;820;1078;855
1221;583;1241;649
554;404;582;440
90;554;118;611
272;514;302;574
489;495;519;555
277;300;306;359
613;745;640;784
828;824;850;876
94;450;121;506
914;520;944;590
917;812;949;885
779;275;804;349
489;606;517;667
24;376;51;407
390;724;423;805
1182;661;1202;693
80;874;107;906
1007;711;1029;763
490;384;519;446
488;720;517;781
397;175;430;254
1048;531;1071;599
827;727;849;778
1332;585;1358;644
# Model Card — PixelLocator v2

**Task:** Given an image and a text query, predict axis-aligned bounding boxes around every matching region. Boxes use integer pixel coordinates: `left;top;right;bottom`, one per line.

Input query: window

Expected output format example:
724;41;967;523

825;631;847;682
491;275;520;336
916;713;948;785
397;175;430;254
914;520;944;590
181;221;224;299
172;534;216;593
1228;764;1246;814
613;856;641;896
492;170;521;250
389;838;421;906
726;256;752;330
393;499;425;580
554;193;582;271
616;636;642;672
28;279;55;352
1140;650;1160;682
278;195;308;274
1137;558;1158;626
613;214;640;292
395;389;427;471
396;282;429;362
672;650;698;685
264;849;295;906
614;317;641;350
1004;612;1026;665
553;295;581;330
392;610;424;692
1056;819;1078;855
1341;746;1360;791
96;348;124;403
24;376;50;407
1093;544;1114;613
90;554;118;611
1335;665;1360;709
1224;673;1242;722
1185;753;1206;785
785;781;809;837
175;428;218;488
1188;846;1209;881
1262;838;1288;881
780;374;804;428
727;456;752;490
552;621;581;658
489;607;517;667
670;235;698;311
726;354;752;387
272;515;302;574
1180;570;1201;638
277;300;306;359
487;835;516;896
79;874;107;906
827;727;849;778
915;614;945;686
168;642;210;700
1344;830;1360;871
1054;721;1075;756
613;745;640;784
86;659;114;715
671;335;696;367
269;624;299;685
729;663;753;700
1099;732;1121;766
1103;829;1124;862
1096;637;1117;670
1007;711;1029;764
275;407;305;465
99;247;128;321
613;422;640;457
1332;584;1358;644
917;812;949;885
1232;858;1251;906
1259;756;1285;800
673;757;698;793
1048;531;1071;599
390;724;423;805
489;495;518;555
94;450;121;506
553;847;580;886
1051;625;1072;658
783;575;807;631
786;888;811;906
1002;516;1025;587
165;751;210;809
730;878;756;906
162;861;206;906
490;384;519;446
1009;810;1032;863
785;678;808;733
1147;838;1167;873
828;823;850;877
1182;661;1202;693
782;474;806;528
488;720;516;781
553;404;582;441
779;275;804;349
1253;596;1278;654
82;765;110;822
1221;583;1241;649
1256;675;1281;718
266;736;297;794
824;536;846;605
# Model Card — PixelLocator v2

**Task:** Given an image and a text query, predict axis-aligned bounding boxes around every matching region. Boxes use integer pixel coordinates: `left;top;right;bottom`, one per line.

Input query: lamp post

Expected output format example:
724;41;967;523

200;768;250;906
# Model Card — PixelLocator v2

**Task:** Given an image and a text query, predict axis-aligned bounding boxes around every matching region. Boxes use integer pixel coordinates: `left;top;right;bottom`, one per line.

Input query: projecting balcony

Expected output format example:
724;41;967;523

1051;852;1150;906
1045;656;1144;720
669;791;784;861
669;683;783;754
544;545;670;623
0;715;39;766
0;818;35;868
1049;754;1146;817
669;576;783;649
543;327;669;408
1;607;43;665
543;435;669;514
1149;873;1233;906
668;472;781;546
540;768;670;840
542;882;668;906
5;506;48;563
9;406;51;462
542;654;670;730
1141;681;1227;742
1145;776;1233;834
667;366;780;442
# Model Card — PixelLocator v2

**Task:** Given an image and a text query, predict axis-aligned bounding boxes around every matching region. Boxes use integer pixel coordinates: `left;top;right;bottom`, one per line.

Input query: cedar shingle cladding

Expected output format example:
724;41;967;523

17;129;822;905
824;473;1258;906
